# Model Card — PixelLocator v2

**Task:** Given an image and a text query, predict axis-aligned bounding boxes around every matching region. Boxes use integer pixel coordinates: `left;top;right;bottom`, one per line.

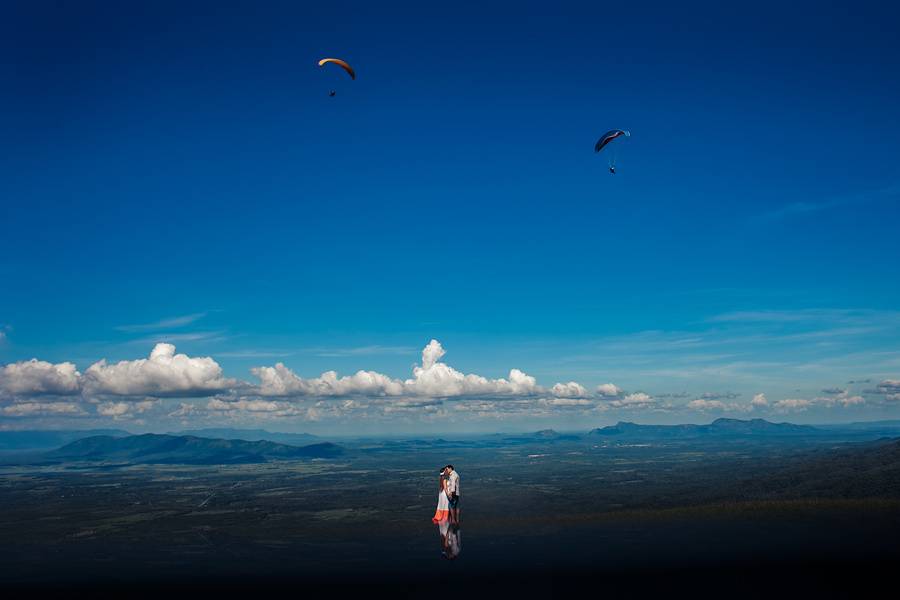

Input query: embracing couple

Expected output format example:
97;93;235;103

431;464;460;525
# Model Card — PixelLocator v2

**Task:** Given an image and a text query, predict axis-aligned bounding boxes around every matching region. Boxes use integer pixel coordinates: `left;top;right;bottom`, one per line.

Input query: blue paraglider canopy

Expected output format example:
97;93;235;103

594;129;629;153
595;130;630;173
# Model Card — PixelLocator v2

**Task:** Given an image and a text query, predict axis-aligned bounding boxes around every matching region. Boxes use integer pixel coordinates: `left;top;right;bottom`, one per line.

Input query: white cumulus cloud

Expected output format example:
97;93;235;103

839;395;865;407
252;364;405;397
751;393;768;407
84;343;235;397
420;339;445;370
0;359;82;396
543;397;593;407
687;398;726;410
551;382;590;398
877;379;900;393
1;401;86;417
605;392;655;409
208;398;282;412
596;383;623;397
251;339;542;399
773;398;812;412
96;400;157;419
814;392;865;408
206;397;311;418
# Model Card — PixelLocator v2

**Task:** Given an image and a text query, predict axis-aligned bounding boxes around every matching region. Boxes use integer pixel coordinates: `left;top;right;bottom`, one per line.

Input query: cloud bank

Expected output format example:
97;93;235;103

0;339;892;424
251;340;542;399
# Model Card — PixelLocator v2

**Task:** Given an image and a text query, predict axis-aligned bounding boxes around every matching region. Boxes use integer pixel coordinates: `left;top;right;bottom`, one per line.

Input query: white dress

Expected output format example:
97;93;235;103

431;487;450;523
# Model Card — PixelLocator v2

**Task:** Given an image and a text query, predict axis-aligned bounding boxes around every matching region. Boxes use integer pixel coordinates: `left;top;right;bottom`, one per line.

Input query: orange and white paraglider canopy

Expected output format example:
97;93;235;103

317;58;355;80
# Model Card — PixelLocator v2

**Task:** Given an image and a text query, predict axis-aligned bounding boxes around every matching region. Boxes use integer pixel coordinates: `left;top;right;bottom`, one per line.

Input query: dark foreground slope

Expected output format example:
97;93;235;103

44;434;343;464
2;432;899;598
726;437;900;499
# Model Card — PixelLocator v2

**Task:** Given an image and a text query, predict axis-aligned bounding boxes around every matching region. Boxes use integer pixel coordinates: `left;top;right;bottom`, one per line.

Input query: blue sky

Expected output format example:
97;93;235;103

1;1;899;432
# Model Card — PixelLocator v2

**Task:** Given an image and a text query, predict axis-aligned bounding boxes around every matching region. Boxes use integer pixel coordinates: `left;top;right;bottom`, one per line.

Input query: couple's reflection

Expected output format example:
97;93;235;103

437;518;461;560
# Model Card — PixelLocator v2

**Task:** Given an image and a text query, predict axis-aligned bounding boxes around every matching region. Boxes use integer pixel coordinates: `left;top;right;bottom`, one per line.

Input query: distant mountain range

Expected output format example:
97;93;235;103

589;418;821;438
44;434;343;465
4;419;898;461
173;428;320;446
818;420;900;432
0;429;131;450
501;429;581;443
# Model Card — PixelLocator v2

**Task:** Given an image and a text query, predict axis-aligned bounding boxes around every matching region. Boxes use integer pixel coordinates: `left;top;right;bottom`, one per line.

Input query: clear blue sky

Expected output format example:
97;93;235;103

2;1;899;432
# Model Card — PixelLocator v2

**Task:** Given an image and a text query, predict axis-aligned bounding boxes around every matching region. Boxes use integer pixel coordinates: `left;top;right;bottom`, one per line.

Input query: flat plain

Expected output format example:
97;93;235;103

2;429;900;595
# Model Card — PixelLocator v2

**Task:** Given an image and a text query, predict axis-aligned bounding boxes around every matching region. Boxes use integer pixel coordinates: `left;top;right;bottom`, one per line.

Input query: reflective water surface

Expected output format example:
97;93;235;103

2;435;900;594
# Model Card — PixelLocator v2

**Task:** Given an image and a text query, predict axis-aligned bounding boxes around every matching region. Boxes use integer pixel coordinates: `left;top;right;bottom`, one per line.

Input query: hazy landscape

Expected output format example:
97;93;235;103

3;419;899;595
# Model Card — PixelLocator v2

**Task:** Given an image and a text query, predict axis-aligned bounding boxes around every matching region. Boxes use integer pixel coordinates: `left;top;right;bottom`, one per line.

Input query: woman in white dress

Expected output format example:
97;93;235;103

431;467;450;523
